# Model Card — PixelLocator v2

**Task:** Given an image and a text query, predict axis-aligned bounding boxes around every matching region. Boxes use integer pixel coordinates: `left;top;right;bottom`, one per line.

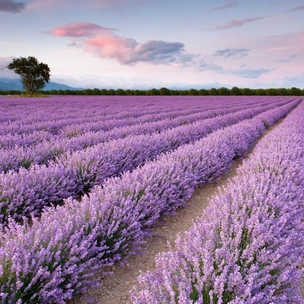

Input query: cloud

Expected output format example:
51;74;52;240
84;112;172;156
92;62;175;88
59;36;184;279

50;22;117;37
67;42;83;48
275;54;297;63
0;0;26;13
209;1;239;12
197;58;272;78
230;68;272;78
284;5;304;13
85;34;193;65
213;48;249;58
197;60;224;72
216;16;265;30
50;22;196;66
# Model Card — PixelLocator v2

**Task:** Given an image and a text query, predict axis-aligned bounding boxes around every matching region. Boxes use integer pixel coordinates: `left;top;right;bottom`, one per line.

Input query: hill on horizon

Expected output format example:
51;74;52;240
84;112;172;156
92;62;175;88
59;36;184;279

0;77;82;91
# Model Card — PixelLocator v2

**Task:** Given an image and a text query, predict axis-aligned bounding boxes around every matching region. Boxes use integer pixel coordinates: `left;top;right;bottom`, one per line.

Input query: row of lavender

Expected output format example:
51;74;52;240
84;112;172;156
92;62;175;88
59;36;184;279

0;105;205;148
0;97;289;173
0;96;219;125
1;96;203;125
0;100;211;140
0;96;259;135
0;97;281;150
0;97;282;150
130;102;304;303
0;99;300;303
1;96;285;126
0;99;298;227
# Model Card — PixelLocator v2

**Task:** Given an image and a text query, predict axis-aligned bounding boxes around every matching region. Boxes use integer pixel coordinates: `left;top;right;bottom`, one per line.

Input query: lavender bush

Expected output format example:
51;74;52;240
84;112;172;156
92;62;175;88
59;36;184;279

0;98;300;303
1;95;250;136
0;97;285;172
0;99;299;226
130;101;304;303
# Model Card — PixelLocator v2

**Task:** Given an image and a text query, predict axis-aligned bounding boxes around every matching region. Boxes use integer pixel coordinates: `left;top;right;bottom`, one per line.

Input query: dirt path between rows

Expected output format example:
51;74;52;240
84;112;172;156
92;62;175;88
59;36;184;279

69;115;303;304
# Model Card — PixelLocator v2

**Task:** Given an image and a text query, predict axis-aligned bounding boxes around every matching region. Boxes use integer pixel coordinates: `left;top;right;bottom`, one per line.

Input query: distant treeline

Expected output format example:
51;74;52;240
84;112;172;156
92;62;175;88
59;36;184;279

1;86;303;96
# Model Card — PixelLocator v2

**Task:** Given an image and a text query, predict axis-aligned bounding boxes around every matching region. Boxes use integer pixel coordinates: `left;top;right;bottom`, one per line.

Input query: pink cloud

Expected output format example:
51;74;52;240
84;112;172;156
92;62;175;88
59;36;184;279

216;16;265;30
84;33;190;65
84;33;138;64
50;22;195;66
51;23;117;37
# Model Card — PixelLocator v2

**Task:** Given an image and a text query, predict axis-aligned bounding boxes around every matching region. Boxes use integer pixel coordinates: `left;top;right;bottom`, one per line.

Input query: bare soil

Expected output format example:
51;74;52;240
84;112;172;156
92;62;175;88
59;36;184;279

69;116;304;304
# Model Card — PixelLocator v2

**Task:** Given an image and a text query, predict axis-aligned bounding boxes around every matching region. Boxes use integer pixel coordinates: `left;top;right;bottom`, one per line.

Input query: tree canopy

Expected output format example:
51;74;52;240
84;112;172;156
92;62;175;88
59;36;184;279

7;56;50;96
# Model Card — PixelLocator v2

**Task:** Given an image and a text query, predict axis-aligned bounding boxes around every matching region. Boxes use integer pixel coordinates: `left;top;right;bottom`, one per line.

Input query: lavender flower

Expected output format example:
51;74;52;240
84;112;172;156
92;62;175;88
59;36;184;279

0;97;301;302
0;98;299;226
130;101;304;303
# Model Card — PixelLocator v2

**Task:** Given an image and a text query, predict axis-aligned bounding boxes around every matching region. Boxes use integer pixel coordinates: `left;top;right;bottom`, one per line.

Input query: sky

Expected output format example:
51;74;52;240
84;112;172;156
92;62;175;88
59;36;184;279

0;0;304;89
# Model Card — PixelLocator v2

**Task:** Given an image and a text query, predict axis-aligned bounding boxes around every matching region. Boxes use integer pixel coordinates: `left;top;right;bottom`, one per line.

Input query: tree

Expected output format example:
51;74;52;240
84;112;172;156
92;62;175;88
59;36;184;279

146;88;160;95
289;87;302;96
241;88;253;95
255;88;266;96
265;88;278;96
188;88;199;95
199;89;209;95
159;87;171;95
277;88;289;96
92;88;101;95
7;56;50;96
209;88;219;95
230;86;241;95
115;88;126;95
218;87;230;95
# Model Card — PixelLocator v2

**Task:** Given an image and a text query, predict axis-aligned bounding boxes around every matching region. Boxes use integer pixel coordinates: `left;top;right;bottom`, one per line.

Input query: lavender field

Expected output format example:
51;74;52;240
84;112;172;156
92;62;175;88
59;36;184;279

0;95;303;303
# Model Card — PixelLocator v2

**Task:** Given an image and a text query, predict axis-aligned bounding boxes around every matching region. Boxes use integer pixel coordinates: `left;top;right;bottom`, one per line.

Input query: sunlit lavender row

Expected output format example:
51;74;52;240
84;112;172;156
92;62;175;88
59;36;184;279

0;97;285;160
0;96;219;125
0;97;283;148
1;96;268;136
130;102;304;304
0;98;284;173
0;98;299;227
0;97;300;303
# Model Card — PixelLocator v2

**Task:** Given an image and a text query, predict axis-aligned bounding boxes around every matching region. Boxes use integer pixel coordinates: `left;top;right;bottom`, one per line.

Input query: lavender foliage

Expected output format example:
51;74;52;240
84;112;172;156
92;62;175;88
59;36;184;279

130;101;304;304
0;97;301;303
0;97;286;172
0;98;299;226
